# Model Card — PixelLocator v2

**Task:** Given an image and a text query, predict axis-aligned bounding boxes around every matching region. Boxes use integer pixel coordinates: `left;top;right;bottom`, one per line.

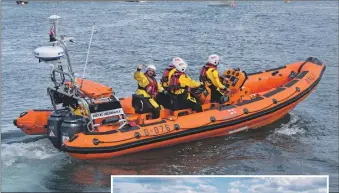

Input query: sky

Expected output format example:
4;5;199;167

112;176;328;193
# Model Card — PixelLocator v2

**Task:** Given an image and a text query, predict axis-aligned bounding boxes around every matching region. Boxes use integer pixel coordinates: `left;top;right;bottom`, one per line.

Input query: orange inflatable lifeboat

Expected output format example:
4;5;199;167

14;57;326;160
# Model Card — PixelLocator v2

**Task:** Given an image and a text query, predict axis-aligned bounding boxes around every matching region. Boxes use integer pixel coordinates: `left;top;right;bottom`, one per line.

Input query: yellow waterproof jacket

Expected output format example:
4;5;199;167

168;71;201;95
134;71;164;98
205;68;225;89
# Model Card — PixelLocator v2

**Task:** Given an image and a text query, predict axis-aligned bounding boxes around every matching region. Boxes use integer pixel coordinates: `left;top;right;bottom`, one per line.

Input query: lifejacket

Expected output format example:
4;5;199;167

168;71;187;94
199;63;217;83
160;65;175;86
138;73;158;97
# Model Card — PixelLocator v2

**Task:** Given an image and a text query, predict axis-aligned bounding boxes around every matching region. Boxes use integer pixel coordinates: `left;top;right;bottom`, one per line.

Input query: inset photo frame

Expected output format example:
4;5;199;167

111;175;329;193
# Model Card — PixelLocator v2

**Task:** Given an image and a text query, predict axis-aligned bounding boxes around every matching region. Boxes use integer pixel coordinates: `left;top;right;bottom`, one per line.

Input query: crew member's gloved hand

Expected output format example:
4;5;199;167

163;90;168;95
137;64;145;71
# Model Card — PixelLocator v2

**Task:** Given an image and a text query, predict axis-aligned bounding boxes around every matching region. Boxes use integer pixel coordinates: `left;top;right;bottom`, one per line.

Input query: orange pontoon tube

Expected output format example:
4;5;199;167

14;110;52;135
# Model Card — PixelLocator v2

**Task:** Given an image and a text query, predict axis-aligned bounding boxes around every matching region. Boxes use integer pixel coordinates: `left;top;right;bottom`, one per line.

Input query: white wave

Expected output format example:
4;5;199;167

274;114;306;136
1;139;60;167
275;125;305;136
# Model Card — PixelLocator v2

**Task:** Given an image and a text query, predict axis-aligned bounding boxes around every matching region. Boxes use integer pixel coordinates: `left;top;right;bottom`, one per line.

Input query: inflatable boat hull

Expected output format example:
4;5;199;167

62;58;326;159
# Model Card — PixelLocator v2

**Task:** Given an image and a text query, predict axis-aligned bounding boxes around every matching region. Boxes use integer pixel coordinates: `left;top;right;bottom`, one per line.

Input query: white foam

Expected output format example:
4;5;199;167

275;114;306;136
275;125;305;136
1;139;60;167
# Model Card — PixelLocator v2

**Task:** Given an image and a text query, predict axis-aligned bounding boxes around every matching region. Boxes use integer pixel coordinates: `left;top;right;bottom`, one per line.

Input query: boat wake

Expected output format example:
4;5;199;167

1;138;60;167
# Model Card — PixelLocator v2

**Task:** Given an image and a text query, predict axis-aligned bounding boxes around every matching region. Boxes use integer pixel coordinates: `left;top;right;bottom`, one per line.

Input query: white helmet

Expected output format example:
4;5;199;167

146;64;156;72
208;54;220;66
172;57;188;72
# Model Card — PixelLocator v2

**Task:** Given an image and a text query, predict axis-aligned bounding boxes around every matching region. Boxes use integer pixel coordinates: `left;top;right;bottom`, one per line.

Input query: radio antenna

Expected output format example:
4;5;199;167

80;23;95;89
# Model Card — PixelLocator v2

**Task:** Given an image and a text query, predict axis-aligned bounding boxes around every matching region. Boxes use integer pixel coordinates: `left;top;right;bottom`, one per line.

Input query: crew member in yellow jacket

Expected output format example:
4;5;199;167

199;54;228;103
134;64;164;119
167;57;203;112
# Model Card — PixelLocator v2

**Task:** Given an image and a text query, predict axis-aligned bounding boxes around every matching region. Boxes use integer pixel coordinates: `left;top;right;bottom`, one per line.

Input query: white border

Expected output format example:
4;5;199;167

111;175;329;193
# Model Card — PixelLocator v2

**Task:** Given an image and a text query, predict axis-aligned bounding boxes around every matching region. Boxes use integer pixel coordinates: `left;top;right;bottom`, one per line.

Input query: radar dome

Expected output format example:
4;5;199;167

34;46;64;61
